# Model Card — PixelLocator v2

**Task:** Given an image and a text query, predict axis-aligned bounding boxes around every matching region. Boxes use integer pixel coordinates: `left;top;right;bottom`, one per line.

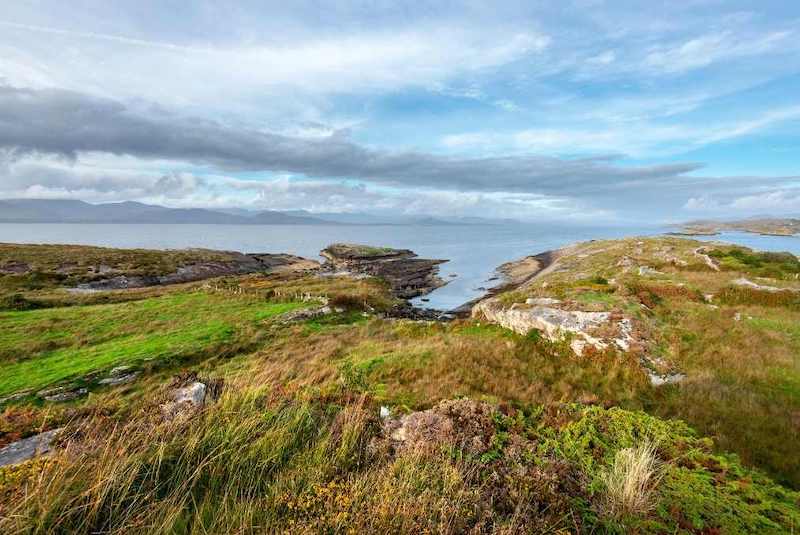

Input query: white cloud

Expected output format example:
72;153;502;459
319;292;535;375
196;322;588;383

684;195;721;211
730;190;800;212
586;50;616;65
441;106;800;158
643;30;793;75
0;21;548;110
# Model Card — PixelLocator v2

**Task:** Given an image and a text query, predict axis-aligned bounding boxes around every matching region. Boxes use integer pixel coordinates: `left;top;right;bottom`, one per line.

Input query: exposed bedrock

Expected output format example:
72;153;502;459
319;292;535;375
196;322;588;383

320;243;448;299
77;252;319;291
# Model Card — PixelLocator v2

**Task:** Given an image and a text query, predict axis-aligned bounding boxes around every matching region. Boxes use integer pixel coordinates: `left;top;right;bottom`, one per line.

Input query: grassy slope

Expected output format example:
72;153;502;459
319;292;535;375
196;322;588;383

1;238;799;533
0;291;308;396
493;237;800;488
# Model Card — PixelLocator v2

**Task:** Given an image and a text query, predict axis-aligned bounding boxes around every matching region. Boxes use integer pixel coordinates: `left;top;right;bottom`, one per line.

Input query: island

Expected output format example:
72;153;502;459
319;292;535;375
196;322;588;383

672;217;800;236
1;237;798;533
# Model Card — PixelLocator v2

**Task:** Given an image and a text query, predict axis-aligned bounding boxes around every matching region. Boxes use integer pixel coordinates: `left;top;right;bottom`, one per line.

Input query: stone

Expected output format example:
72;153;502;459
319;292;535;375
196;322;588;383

320;243;448;299
280;305;332;322
0;389;33;405
161;382;207;419
638;266;663;277
38;386;87;402
383;399;496;455
648;371;686;386
525;297;561;306
474;299;613;355
176;382;207;406
0;428;63;467
75;253;319;291
694;248;720;271
98;372;139;386
732;278;795;293
379;406;392;418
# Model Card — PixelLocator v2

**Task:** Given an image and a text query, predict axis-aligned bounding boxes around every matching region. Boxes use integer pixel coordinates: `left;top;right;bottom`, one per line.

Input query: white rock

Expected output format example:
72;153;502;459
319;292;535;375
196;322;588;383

162;382;207;419
175;382;207;406
474;300;611;355
525;297;562;306
648;371;686;386
732;278;791;293
638;266;663;276
379;406;391;418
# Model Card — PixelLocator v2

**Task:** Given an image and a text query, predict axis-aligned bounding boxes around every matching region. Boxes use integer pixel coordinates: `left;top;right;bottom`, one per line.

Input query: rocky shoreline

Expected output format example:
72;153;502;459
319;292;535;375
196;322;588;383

74;252;318;291
320;243;448;299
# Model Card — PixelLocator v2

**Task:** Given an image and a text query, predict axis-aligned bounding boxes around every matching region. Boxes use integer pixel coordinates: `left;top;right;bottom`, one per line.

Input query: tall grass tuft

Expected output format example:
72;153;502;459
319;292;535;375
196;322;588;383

601;440;663;519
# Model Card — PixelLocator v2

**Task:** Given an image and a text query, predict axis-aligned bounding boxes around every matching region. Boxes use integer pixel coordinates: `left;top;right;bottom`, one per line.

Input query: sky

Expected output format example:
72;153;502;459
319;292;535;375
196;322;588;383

0;0;799;223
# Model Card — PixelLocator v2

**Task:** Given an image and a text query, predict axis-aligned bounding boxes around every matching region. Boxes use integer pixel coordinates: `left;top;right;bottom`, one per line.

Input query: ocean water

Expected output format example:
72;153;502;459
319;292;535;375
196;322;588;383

0;223;797;310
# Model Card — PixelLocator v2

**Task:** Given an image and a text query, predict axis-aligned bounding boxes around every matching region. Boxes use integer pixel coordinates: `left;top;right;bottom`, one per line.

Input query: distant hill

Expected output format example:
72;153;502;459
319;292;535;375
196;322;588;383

283;210;519;226
673;217;800;236
0;200;331;225
0;199;519;226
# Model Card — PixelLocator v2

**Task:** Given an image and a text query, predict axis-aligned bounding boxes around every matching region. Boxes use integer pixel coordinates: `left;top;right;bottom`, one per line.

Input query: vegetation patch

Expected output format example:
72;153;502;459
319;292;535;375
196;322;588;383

708;247;800;279
0;291;308;396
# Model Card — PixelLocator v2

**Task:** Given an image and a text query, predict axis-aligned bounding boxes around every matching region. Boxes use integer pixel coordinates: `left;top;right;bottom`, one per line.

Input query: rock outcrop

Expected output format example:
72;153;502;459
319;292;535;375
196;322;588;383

0;428;63;467
37;386;88;402
161;381;208;419
320;243;448;299
76;252;318;291
382;399;497;454
473;298;632;356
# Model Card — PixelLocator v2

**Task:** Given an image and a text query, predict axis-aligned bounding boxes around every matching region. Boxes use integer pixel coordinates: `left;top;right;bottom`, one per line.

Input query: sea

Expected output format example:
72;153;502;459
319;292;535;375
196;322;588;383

0;223;797;310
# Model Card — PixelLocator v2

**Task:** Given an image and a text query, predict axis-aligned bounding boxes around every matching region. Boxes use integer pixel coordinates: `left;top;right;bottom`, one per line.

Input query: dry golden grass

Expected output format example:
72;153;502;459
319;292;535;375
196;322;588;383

601;440;663;518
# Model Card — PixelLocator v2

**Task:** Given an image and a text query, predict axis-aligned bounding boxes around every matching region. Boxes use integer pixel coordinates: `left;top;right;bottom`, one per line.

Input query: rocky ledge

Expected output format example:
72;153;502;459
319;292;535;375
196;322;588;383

472;239;690;386
320;243;448;299
75;252;319;291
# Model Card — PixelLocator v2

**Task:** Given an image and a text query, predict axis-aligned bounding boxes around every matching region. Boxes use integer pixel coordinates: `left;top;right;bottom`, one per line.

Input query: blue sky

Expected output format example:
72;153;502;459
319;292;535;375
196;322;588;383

0;0;799;221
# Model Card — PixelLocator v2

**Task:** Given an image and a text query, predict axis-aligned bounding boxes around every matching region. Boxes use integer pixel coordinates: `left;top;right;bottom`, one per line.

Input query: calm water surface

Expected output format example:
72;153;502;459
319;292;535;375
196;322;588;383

0;224;797;310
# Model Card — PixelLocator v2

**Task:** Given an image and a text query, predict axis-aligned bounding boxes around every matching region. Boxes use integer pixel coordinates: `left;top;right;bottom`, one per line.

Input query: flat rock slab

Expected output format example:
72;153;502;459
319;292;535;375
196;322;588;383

0;428;63;467
98;372;140;386
75;253;319;291
320;243;448;299
37;387;88;402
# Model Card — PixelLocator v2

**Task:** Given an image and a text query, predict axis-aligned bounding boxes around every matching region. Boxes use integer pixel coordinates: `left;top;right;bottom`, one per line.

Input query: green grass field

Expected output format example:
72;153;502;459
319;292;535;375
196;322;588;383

0;292;307;396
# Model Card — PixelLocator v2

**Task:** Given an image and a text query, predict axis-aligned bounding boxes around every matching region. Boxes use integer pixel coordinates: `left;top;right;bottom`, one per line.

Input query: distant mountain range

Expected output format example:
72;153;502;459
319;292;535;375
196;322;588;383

0;199;518;226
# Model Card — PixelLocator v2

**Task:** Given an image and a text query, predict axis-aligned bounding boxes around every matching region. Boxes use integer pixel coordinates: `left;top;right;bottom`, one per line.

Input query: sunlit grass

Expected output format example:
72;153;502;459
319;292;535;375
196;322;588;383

0;292;307;396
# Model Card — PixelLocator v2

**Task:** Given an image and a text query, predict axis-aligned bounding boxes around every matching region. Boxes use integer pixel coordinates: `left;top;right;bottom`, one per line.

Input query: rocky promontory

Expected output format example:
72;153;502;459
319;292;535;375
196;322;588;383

76;252;318;291
320;243;448;299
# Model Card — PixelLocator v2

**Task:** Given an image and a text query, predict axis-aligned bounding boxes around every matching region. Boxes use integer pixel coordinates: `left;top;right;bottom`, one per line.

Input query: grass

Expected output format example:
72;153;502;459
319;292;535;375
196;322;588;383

239;318;649;411
1;238;800;532
601;440;663;518
479;236;800;489
0;291;308;396
2;390;797;534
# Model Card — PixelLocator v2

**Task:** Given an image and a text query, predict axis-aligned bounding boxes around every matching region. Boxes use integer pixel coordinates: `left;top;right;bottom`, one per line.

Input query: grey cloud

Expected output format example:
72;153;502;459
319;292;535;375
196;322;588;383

0;85;704;197
0;155;203;200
